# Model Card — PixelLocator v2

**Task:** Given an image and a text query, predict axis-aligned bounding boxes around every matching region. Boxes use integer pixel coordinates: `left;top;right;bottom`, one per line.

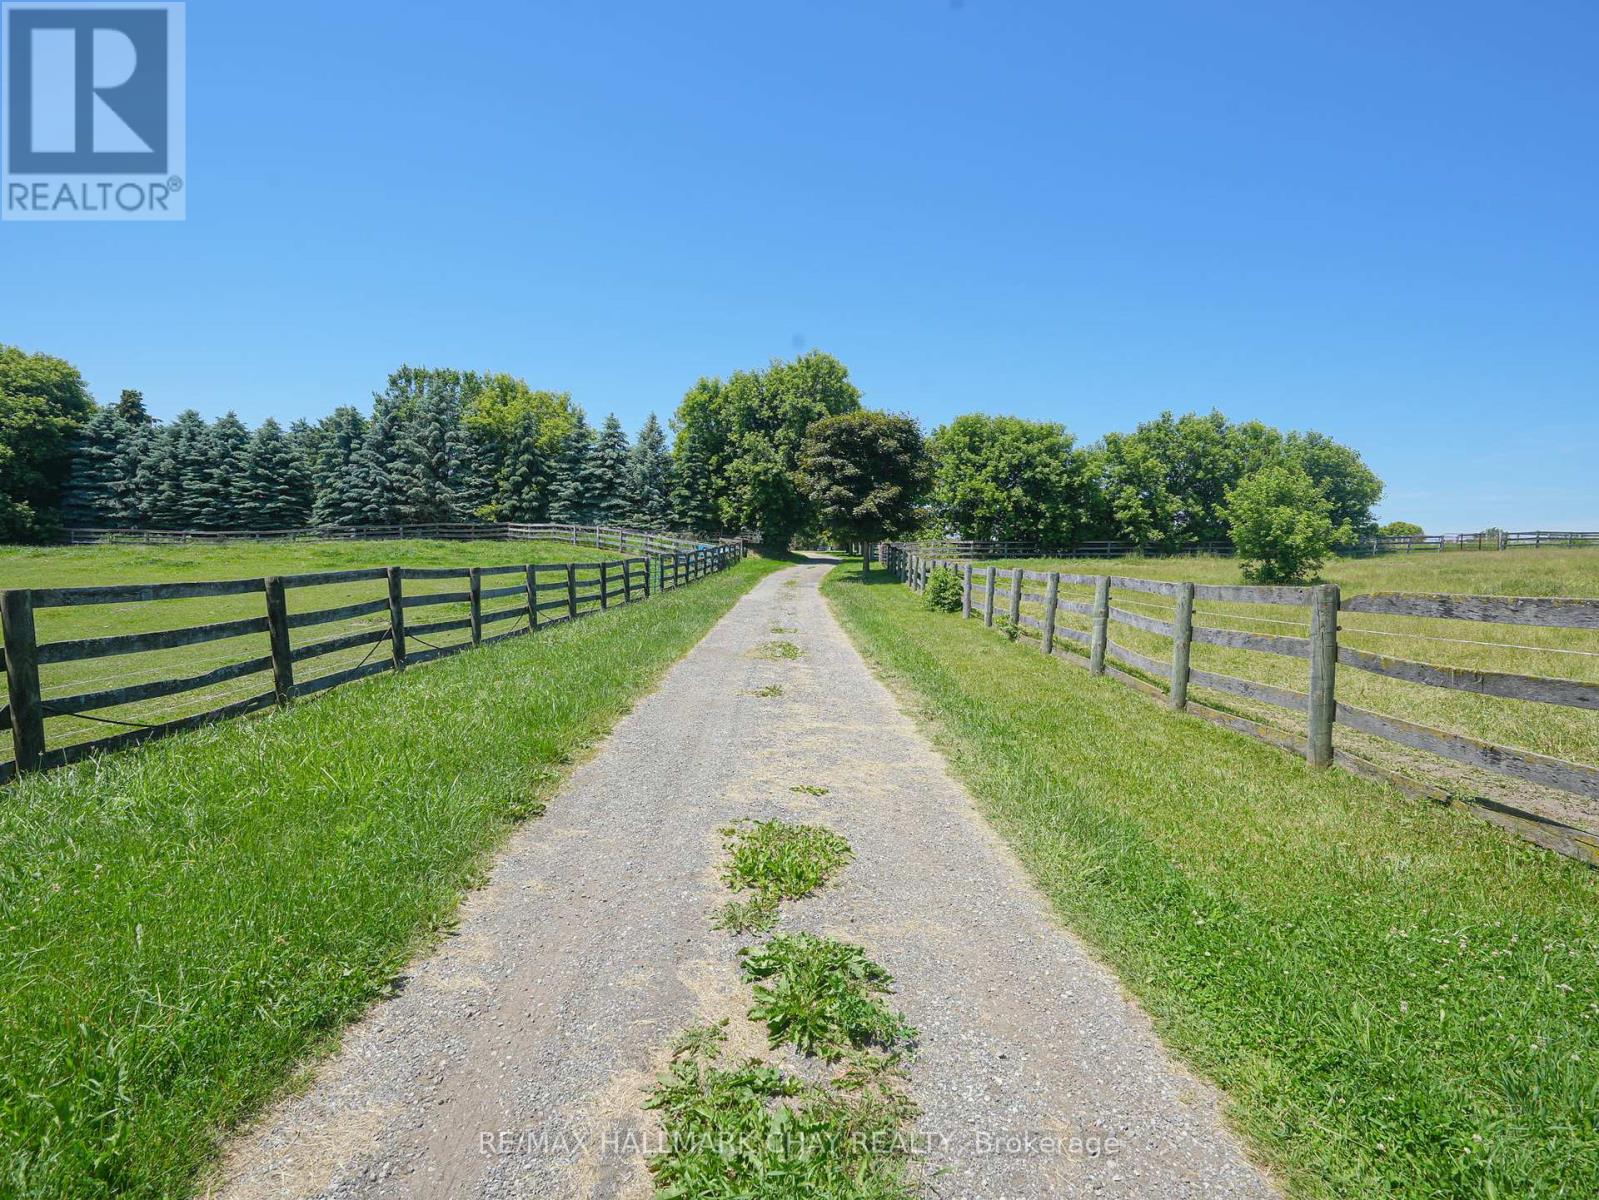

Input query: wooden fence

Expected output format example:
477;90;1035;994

886;545;1599;867
0;544;741;782
62;521;742;558
885;530;1599;563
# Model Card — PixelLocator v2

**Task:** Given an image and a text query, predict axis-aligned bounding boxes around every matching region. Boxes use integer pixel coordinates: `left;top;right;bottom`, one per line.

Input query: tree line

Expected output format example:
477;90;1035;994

3;341;1391;580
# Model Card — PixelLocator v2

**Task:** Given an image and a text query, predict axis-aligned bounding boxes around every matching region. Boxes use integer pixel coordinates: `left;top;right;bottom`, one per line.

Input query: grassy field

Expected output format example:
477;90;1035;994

0;553;782;1200
0;539;632;760
961;550;1599;827
823;567;1599;1199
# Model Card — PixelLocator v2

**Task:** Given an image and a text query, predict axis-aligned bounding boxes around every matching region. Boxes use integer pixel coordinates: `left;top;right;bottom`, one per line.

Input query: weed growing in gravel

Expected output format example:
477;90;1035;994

712;893;781;934
750;684;784;698
755;640;803;660
722;820;853;900
790;784;830;796
741;933;917;1059
645;1021;919;1200
770;625;797;634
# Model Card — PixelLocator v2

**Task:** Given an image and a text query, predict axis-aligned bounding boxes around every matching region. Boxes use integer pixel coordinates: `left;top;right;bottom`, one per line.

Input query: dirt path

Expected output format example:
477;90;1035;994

215;561;1276;1200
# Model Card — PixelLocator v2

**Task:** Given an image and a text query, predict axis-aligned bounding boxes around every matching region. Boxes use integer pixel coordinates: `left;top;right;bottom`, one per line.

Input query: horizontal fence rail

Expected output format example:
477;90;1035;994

62;522;743;558
885;530;1599;563
0;543;744;783
884;543;1599;868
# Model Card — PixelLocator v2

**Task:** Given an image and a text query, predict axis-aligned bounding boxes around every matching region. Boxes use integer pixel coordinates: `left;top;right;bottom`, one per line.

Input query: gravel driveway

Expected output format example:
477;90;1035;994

214;560;1277;1200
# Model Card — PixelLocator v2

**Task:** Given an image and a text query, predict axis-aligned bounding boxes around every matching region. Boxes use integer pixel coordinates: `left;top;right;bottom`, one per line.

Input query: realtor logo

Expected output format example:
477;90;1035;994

2;2;185;220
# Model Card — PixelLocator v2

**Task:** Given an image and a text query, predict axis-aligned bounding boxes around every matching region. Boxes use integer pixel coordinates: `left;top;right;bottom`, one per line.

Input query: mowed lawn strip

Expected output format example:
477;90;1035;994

0;554;782;1200
822;568;1599;1200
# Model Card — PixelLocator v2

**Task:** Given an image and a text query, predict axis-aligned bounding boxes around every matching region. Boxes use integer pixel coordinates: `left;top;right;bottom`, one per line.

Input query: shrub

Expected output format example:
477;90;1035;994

1224;463;1350;583
922;566;963;613
1379;520;1424;537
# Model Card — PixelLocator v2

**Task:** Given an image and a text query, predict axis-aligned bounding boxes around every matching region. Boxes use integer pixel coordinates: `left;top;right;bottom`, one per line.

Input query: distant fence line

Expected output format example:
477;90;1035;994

62;522;742;558
884;543;1599;869
0;542;744;783
887;530;1599;562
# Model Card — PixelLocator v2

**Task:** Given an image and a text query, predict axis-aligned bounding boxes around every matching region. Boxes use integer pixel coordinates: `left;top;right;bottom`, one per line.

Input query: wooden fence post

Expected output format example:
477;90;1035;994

566;563;578;620
468;567;483;645
386;567;407;670
643;557;651;600
1009;567;1023;627
1;589;46;773
525;564;539;631
1041;572;1059;655
599;562;610;611
1089;575;1111;675
264;576;294;705
983;567;996;627
962;564;973;618
1169;581;1194;710
1307;583;1340;768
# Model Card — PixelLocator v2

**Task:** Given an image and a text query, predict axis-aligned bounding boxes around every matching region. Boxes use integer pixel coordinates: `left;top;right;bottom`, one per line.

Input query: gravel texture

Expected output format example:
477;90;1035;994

214;561;1278;1200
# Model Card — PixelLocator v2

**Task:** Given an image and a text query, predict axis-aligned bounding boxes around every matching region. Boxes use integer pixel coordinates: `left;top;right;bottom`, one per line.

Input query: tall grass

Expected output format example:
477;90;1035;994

0;555;781;1200
824;567;1599;1199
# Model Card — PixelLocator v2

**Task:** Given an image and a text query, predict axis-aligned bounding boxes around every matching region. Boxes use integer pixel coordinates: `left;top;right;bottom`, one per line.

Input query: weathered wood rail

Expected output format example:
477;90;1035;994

886;544;1599;868
0;544;742;782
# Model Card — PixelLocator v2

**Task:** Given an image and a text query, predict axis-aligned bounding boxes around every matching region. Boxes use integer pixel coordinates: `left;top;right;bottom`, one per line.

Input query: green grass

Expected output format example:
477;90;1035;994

964;550;1599;813
0;553;782;1200
0;539;632;759
823;567;1599;1199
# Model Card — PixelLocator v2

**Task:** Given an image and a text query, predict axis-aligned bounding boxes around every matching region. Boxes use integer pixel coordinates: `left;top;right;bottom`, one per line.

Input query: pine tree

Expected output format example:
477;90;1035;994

590;414;632;526
345;399;401;525
197;412;250;528
547;411;596;524
499;414;548;522
59;406;123;528
626;413;672;529
309;406;369;526
455;422;505;520
112;418;155;527
670;430;722;535
140;410;210;529
394;391;464;523
114;388;152;428
238;419;313;529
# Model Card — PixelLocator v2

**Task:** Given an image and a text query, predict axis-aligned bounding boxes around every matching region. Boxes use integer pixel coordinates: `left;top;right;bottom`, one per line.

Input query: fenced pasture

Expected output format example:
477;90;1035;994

892;528;1599;561
887;546;1599;865
1;535;741;780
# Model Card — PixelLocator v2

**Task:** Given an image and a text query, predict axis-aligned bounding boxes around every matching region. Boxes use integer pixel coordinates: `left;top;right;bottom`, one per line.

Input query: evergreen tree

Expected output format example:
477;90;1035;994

309;406;369;526
499;413;548;522
111;417;155;527
196;411;250;528
345;398;401;525
113;388;152;427
59;406;123;527
670;428;721;535
238;419;313;529
139;410;210;529
455;422;505;519
547;411;596;524
395;391;465;523
591;413;632;525
626;412;672;529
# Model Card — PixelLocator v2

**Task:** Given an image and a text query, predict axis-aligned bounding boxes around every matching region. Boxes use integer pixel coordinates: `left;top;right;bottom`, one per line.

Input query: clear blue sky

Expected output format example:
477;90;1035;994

4;0;1597;531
